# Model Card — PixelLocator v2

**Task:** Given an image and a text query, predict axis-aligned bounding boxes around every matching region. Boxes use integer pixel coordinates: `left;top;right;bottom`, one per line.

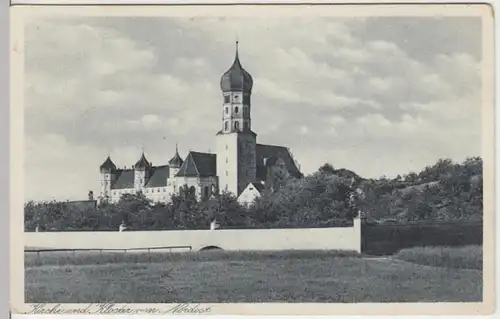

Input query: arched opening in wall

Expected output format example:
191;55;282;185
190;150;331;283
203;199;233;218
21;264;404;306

235;106;239;114
234;121;240;130
200;246;223;251
224;121;228;131
203;186;209;199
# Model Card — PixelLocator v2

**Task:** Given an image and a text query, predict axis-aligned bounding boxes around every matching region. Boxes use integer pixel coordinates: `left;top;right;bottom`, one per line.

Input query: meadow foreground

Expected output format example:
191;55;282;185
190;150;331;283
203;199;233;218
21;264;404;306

25;249;482;303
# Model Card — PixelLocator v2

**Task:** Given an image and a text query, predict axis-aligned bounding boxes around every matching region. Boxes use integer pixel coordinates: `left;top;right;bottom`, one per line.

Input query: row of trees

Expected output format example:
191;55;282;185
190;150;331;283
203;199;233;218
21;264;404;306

24;157;483;231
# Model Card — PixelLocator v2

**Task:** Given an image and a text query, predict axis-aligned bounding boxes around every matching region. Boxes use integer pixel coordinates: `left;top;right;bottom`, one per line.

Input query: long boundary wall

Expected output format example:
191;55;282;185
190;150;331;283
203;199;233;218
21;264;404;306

25;218;361;252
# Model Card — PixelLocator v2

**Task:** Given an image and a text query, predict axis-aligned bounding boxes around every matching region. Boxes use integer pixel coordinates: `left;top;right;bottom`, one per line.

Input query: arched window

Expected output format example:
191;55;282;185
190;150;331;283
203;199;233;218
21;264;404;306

204;186;209;199
234;121;240;130
235;106;239;113
224;121;228;130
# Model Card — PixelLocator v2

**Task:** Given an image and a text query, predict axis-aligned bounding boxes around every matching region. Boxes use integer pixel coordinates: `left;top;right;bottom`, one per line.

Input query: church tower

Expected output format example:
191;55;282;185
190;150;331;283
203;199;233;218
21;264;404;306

134;152;151;192
99;156;117;202
168;144;183;177
216;41;257;196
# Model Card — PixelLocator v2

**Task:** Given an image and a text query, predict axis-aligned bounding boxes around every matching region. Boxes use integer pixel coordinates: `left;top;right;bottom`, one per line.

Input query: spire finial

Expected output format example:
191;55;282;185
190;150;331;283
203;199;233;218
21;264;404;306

235;38;239;59
175;142;179;154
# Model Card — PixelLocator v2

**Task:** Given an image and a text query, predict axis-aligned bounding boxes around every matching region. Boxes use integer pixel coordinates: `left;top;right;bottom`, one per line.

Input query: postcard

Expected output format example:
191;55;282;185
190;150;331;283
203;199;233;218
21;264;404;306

10;3;495;315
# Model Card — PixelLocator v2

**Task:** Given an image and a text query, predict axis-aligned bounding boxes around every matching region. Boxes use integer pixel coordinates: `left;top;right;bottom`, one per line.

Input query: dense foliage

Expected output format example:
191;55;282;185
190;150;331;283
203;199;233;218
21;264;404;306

24;157;483;231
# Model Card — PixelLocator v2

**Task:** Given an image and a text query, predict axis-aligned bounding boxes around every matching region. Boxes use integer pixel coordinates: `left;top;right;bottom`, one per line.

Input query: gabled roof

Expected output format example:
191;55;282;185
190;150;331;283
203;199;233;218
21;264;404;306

111;169;135;189
255;144;303;181
145;165;170;188
249;182;265;192
111;165;171;190
176;151;217;178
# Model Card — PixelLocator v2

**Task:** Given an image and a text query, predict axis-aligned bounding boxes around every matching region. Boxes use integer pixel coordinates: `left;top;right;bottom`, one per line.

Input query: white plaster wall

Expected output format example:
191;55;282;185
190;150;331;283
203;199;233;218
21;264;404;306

143;187;172;203
110;188;136;203
216;134;238;195
106;176;219;204
24;218;362;253
238;185;261;206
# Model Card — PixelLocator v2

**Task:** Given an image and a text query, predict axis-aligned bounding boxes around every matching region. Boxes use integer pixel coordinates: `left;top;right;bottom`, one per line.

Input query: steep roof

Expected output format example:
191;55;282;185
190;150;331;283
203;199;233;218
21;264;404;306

100;156;117;171
135;152;151;170
249;182;266;192
220;41;253;93
176;151;217;177
168;145;184;168
255;144;303;181
145;165;170;188
111;169;135;189
111;165;171;190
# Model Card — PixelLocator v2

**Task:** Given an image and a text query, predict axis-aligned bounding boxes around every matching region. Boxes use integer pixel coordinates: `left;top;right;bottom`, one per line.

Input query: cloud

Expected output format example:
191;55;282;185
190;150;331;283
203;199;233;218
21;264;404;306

23;16;483;201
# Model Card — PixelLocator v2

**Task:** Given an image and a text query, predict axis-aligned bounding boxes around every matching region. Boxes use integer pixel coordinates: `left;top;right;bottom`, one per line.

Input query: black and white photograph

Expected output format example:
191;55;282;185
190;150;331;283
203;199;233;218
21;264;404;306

11;3;494;315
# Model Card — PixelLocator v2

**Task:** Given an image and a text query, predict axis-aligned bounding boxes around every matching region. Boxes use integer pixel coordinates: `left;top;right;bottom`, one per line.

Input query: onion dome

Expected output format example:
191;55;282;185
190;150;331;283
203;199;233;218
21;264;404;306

220;41;253;93
100;156;116;172
134;152;151;170
168;144;184;168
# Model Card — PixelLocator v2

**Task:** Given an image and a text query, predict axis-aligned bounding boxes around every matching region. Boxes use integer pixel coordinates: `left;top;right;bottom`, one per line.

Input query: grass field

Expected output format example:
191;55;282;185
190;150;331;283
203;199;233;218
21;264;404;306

25;248;482;303
395;246;482;270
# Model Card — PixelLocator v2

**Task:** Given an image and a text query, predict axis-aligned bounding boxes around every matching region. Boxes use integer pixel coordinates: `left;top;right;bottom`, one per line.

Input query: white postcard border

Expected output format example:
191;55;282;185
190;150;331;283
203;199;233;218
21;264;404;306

9;2;497;316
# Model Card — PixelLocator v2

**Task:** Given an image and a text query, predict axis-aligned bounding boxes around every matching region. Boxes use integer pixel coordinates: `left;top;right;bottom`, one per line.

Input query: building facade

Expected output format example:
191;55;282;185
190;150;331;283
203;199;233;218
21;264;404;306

99;42;303;204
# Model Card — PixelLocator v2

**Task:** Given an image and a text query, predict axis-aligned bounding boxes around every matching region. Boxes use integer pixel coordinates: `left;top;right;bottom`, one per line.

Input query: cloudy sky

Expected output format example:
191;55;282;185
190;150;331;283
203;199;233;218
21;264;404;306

24;15;482;202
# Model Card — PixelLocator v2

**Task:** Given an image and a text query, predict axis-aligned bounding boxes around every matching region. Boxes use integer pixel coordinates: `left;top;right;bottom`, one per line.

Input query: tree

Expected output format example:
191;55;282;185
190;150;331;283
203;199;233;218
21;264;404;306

266;158;292;193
